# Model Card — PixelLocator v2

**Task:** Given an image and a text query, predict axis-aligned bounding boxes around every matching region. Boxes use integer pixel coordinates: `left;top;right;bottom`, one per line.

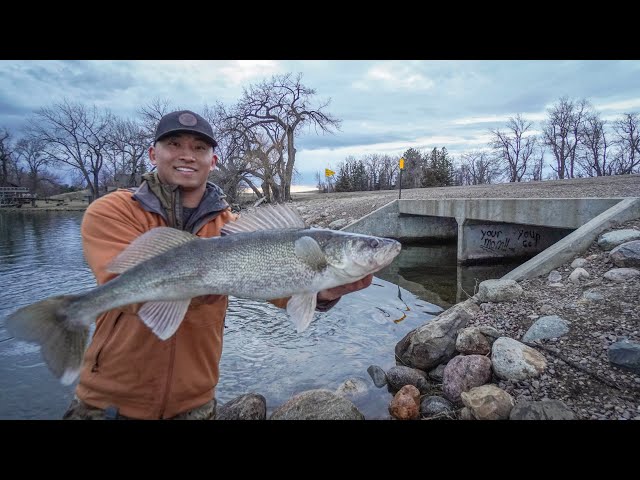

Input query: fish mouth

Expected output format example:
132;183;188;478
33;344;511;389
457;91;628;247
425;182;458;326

367;238;401;271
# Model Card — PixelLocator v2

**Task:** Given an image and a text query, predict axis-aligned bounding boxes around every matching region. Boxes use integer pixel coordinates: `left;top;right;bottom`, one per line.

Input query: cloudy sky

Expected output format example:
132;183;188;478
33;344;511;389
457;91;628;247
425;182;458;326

1;60;639;188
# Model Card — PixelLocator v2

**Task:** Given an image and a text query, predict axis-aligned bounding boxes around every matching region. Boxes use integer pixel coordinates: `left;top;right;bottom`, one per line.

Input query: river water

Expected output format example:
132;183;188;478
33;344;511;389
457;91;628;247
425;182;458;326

0;210;519;419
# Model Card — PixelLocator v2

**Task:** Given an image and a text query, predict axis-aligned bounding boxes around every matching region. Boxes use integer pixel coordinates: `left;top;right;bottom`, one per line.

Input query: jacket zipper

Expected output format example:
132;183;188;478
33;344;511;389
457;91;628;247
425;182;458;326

158;335;177;419
91;313;123;372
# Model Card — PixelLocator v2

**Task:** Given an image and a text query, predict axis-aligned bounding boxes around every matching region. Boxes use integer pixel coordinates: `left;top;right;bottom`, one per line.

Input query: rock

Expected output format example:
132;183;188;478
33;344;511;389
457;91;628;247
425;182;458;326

609;240;640;268
608;340;640;374
428;364;446;382
395;299;477;370
386;366;430;394
569;267;590;284
582;290;605;302
461;385;515;420
571;258;588;268
328;218;348;229
509;400;576;420
598;230;640;250
522;315;570;343
604;268;640;282
215;393;267;420
420;396;454;417
335;377;369;400
456;327;491;355
476;279;523;303
389;385;420;420
367;365;387;388
442;355;492;403
491;337;547;381
270;389;364;420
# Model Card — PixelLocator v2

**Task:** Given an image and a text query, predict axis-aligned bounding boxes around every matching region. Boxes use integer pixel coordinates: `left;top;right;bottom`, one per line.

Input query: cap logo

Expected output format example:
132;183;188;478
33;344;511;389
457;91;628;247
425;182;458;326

178;113;198;127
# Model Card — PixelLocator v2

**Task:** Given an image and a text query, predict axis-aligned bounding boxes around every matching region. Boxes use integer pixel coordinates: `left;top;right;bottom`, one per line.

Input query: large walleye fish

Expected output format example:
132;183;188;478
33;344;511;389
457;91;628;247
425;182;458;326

5;203;401;384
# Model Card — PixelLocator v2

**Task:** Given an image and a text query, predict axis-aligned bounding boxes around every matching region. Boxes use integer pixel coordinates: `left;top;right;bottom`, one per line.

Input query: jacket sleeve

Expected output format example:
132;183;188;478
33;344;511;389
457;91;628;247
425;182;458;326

81;192;148;314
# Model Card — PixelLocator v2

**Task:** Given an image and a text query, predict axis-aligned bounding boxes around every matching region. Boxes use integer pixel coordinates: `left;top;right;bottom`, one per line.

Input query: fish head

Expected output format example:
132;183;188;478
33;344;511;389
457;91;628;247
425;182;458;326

321;231;401;279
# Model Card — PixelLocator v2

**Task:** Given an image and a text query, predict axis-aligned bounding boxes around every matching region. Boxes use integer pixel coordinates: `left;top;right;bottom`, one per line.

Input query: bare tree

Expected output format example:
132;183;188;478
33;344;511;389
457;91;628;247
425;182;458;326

578;111;611;177
234;73;341;201
490;114;537;182
542;97;590;179
611;112;640;175
0;128;15;186
137;98;175;146
379;154;399;190
206;103;269;204
459;151;502;185
105;118;151;187
28;100;115;201
529;146;547;181
362;153;386;190
14;136;49;195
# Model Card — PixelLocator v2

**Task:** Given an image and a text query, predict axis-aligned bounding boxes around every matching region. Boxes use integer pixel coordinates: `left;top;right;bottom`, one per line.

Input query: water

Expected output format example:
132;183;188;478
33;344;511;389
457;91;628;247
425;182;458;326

376;243;523;308
0;211;519;420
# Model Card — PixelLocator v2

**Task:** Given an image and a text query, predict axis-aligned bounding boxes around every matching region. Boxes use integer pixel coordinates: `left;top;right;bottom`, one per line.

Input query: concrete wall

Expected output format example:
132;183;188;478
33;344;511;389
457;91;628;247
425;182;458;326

399;198;623;229
342;196;640;270
504;197;640;281
343;200;457;241
458;219;574;263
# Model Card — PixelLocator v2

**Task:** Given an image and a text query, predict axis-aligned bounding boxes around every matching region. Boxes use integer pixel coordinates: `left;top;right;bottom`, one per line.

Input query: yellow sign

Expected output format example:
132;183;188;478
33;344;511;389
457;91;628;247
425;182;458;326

325;168;335;177
399;157;405;170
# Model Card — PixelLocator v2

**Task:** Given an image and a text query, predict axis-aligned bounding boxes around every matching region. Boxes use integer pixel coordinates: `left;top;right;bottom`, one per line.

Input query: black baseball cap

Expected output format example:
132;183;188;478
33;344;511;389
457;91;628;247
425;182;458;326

154;110;218;148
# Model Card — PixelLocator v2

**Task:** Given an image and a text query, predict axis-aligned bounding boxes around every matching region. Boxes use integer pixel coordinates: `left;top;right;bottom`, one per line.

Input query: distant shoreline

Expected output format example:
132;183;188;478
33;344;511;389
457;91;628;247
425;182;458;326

3;173;639;214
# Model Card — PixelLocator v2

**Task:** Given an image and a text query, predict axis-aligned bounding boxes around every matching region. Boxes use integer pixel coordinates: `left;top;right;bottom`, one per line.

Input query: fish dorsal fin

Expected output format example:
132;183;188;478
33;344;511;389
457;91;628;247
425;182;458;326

107;227;199;274
294;236;327;270
221;203;306;235
138;299;191;340
286;292;318;333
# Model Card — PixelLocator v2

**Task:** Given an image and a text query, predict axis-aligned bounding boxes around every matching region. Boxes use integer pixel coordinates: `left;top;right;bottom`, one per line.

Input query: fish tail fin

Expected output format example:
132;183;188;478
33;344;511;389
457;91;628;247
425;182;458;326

5;295;90;385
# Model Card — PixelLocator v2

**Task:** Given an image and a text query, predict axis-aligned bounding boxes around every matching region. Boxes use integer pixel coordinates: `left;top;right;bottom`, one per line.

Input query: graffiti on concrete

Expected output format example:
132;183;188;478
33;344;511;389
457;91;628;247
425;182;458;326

479;227;544;254
480;229;512;253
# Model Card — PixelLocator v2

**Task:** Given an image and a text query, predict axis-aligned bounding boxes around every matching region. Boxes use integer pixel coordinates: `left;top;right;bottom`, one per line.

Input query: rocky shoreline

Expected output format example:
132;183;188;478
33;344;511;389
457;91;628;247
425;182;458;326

215;212;639;421
386;217;640;420
8;175;640;419
216;178;640;420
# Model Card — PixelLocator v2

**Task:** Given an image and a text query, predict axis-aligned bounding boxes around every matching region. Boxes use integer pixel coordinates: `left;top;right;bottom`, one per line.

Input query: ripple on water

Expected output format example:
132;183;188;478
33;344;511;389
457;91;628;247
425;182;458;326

1;211;441;419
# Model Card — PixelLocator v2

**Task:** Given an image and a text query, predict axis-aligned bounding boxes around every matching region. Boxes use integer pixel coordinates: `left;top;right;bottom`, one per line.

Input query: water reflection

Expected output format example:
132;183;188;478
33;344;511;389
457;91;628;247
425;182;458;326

0;211;438;420
0;212;522;420
376;244;523;306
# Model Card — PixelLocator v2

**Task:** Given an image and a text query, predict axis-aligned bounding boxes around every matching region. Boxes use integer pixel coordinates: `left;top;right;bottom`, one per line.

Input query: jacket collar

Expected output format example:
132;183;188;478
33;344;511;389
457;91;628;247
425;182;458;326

131;172;229;232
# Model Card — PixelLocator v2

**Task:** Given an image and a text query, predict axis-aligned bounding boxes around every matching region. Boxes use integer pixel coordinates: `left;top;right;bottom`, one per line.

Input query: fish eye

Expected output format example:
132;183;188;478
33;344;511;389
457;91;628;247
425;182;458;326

368;239;380;248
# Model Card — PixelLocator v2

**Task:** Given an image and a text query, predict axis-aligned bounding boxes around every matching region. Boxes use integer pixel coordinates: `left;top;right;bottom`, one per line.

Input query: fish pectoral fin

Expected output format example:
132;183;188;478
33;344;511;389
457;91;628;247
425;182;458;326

138;299;191;340
286;293;318;333
294;236;327;270
107;228;199;274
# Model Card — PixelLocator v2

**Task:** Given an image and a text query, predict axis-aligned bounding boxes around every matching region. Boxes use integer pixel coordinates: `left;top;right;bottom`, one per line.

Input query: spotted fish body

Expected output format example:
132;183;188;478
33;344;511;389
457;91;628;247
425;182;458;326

5;203;401;384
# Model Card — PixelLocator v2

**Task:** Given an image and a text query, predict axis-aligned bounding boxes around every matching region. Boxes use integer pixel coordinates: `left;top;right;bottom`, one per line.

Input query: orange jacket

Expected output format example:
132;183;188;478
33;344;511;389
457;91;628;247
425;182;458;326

75;188;287;419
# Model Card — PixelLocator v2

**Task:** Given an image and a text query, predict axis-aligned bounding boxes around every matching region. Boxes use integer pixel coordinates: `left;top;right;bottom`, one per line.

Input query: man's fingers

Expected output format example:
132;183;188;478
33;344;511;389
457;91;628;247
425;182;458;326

317;274;374;302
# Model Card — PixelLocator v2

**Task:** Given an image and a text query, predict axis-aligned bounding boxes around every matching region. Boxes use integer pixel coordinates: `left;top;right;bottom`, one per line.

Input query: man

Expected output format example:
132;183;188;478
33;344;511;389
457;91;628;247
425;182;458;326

62;110;372;420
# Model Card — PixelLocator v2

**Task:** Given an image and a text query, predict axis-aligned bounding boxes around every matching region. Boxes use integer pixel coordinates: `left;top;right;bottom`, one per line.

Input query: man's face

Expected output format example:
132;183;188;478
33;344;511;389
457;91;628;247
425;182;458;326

149;133;217;191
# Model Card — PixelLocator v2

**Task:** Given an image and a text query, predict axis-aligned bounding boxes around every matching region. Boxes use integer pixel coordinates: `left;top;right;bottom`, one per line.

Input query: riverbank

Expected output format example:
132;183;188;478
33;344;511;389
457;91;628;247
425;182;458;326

6;174;639;419
1;199;87;211
288;176;640;420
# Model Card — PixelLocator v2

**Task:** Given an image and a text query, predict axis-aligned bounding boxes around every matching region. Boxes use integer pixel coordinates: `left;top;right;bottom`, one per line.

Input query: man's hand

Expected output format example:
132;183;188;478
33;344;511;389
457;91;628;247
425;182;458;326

316;274;373;303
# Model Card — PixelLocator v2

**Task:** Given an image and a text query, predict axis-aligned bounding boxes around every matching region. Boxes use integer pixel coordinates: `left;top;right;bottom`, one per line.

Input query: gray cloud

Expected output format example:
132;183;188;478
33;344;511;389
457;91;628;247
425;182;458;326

1;60;639;182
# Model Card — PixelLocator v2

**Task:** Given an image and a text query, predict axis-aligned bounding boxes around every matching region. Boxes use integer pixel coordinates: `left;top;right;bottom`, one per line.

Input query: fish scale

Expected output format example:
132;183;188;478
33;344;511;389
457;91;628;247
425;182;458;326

5;203;401;384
